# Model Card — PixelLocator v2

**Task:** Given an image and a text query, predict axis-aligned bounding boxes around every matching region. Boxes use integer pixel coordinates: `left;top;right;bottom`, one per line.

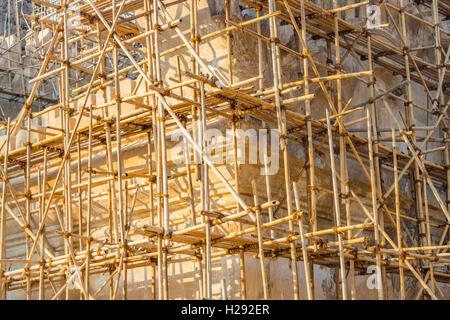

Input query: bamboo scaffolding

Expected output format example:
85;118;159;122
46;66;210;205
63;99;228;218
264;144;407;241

0;0;448;301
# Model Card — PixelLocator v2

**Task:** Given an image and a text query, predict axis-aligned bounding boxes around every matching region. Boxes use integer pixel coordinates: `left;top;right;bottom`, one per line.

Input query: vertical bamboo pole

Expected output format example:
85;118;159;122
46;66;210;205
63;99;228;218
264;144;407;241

6;0;11;86
123;183;128;300
160;93;169;242
144;0;156;232
13;0;25;97
230;104;244;285
162;247;168;300
147;132;155;225
76;134;83;253
160;61;170;302
289;229;300;300
152;266;156;300
231;111;240;216
329;21;340;302
38;170;44;300
197;249;204;299
190;0;200;180
25;114;31;300
225;0;233;85
112;0;125;245
326;109;347;300
112;0;126;300
256;6;263;91
251;180;268;299
39;148;48;300
344;163;356;299
368;5;385;301
205;217;212;299
147;131;157;300
97;17;116;297
152;0;165;300
157;229;163;301
239;248;246;300
264;154;275;239
62;0;74;300
105;124;119;243
148;14;163;298
398;0;426;298
268;0;299;300
182;108;196;225
432;0;450;298
300;0;316;296
0;119;10;300
99;24;113;251
431;0;443;111
331;0;356;300
85;80;93;298
221;279;227;300
200;82;212;299
367;109;384;300
231;108;246;299
392;129;405;300
200;90;209;207
331;0;348;300
422;164;436;296
268;0;284;144
96;9;108;118
293;182;314;300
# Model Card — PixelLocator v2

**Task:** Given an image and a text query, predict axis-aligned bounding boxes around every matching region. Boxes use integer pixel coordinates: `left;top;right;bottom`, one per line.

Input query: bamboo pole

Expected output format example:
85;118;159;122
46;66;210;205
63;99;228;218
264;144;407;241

123;183;129;300
269;0;299;300
85;74;93;299
367;109;384;300
225;0;233;85
200;82;212;300
25;114;31;300
252;180;268;299
39;148;48;300
423;170;436;297
392;129;405;300
326;109;347;300
366;28;388;299
399;0;427;299
239;248;246;300
0;119;10;300
292;182;313;300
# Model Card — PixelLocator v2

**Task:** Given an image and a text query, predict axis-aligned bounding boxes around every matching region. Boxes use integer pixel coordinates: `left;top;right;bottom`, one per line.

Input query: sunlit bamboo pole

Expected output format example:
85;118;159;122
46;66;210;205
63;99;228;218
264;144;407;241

392;129;405;300
252;180;268;299
366;28;388;299
0;119;10;300
367;109;384;300
326;109;347;300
